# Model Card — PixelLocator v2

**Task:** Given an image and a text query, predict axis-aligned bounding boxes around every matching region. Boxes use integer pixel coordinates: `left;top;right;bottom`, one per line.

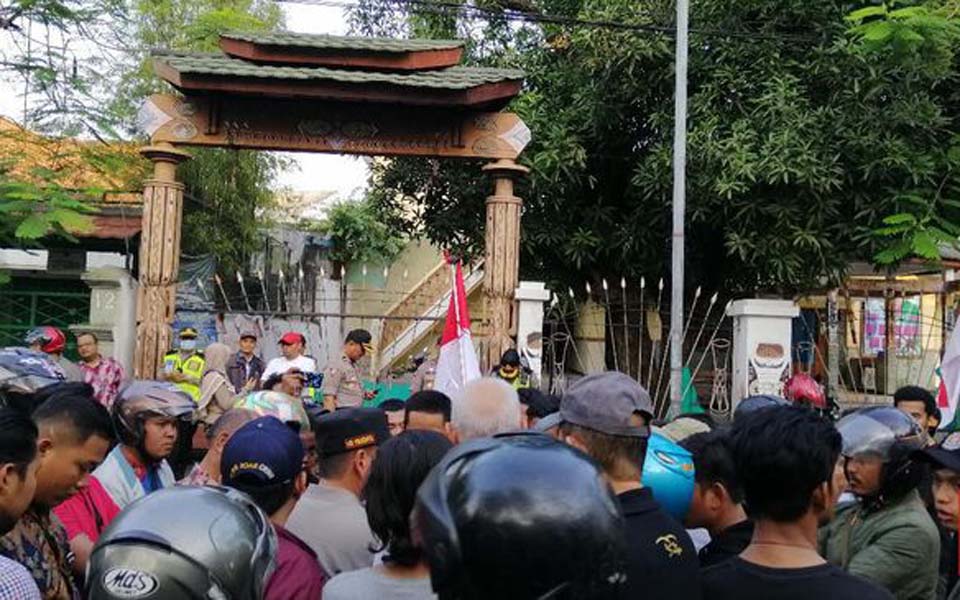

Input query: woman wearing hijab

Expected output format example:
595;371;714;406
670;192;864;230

198;343;240;430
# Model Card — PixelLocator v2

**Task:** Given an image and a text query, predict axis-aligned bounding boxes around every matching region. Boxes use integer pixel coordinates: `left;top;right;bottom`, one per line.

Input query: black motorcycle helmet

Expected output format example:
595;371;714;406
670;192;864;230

413;432;628;600
837;406;925;506
733;394;789;420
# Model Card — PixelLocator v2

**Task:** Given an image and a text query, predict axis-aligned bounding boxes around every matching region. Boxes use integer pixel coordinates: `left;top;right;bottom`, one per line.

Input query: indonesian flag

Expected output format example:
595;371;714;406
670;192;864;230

938;322;960;429
434;260;481;397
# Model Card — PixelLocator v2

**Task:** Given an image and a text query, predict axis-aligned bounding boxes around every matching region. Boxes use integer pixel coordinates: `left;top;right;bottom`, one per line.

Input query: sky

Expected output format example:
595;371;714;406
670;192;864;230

0;2;370;200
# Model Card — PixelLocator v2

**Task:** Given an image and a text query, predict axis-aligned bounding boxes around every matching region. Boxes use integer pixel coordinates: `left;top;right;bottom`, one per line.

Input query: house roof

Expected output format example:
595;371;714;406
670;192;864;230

0;118;146;241
0;117;147;199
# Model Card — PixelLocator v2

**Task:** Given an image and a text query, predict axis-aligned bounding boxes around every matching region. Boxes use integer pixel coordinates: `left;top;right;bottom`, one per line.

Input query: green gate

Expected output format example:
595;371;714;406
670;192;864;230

0;281;90;360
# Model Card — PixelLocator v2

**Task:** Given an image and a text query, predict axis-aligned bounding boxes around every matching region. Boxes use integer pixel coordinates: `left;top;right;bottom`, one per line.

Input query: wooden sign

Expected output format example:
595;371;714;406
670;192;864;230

139;94;531;159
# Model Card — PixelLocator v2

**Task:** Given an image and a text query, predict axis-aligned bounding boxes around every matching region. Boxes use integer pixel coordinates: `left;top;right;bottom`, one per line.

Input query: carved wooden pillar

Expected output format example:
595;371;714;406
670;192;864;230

482;159;529;371
134;143;191;379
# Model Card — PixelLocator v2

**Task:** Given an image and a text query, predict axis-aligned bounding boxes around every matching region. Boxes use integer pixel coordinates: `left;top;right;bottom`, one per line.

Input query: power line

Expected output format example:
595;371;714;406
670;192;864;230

272;0;824;43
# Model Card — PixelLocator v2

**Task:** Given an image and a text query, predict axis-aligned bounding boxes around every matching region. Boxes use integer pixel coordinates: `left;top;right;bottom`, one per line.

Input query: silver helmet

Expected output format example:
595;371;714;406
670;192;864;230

86;485;276;600
837;406;925;502
112;381;195;446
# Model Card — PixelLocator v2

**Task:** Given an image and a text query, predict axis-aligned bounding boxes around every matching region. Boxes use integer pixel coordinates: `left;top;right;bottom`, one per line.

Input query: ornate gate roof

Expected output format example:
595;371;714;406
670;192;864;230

152;31;523;109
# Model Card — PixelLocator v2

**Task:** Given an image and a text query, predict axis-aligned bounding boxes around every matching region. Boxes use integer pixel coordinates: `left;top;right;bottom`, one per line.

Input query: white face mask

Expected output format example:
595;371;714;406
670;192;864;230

180;339;197;351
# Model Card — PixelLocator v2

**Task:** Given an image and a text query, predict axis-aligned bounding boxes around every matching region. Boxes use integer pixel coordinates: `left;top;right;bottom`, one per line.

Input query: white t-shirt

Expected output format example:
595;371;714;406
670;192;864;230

260;355;318;381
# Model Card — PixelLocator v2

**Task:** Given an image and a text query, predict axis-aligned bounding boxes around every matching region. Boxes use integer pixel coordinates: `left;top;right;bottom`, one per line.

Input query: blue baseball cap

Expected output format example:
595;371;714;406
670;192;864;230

221;416;304;486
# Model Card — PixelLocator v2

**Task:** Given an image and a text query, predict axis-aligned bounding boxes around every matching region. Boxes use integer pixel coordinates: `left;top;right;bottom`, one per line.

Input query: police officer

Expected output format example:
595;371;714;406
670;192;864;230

286;407;389;575
492;348;531;390
162;328;205;403
408;339;439;394
321;329;375;412
819;407;938;600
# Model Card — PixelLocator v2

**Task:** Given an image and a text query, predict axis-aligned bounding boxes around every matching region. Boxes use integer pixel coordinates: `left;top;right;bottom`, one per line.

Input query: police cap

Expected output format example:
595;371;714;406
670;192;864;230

314;407;389;457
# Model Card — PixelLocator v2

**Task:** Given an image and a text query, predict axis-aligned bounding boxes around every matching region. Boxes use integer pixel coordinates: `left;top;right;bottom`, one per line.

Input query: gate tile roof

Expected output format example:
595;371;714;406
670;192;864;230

221;31;464;53
154;51;523;90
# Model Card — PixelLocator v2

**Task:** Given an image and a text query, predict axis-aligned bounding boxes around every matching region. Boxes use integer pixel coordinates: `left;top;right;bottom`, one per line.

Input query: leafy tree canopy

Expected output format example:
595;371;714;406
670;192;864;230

113;0;288;276
1;0;288;277
305;198;405;267
355;0;960;296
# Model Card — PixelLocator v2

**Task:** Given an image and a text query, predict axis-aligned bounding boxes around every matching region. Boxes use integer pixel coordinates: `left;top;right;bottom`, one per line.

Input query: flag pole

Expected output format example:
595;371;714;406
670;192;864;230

450;259;468;387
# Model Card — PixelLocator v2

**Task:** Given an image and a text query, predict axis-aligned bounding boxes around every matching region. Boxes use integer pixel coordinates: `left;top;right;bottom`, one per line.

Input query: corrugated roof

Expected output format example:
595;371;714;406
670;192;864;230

154;52;523;90
221;31;464;53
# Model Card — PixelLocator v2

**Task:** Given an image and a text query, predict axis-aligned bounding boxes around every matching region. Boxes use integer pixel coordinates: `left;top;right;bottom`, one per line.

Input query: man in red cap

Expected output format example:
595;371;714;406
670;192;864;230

261;332;317;383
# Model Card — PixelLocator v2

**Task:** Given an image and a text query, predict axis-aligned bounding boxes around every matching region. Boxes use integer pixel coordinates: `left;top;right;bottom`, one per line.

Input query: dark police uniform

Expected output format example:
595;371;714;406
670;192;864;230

619;487;701;599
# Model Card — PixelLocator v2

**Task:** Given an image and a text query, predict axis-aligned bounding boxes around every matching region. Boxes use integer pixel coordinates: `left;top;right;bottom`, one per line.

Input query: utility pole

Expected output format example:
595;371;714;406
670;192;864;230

669;0;690;412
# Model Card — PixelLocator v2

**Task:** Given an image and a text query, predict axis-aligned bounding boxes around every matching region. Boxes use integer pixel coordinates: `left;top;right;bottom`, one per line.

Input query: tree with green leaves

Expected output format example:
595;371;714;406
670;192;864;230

1;0;288;277
105;0;287;276
306;197;405;268
355;0;960;297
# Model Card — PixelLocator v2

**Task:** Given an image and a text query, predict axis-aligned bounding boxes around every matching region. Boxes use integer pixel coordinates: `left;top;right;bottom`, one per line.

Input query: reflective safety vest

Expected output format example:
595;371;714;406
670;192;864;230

162;351;205;403
494;370;530;390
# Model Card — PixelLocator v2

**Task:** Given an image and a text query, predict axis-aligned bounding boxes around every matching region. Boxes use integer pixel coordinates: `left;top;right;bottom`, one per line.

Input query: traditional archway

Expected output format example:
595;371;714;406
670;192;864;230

134;31;530;377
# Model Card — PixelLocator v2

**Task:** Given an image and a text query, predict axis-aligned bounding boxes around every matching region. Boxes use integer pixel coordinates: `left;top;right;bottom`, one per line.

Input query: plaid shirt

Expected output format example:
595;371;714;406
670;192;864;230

0;555;41;600
79;356;125;408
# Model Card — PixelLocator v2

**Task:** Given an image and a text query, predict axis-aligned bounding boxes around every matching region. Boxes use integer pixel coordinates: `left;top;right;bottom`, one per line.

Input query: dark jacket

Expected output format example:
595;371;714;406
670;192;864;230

699;519;754;569
940;529;958;600
227;352;265;393
619;487;701;599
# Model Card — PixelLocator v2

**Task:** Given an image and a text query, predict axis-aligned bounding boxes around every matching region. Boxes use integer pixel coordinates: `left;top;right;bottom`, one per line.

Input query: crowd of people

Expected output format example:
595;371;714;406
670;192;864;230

0;323;957;599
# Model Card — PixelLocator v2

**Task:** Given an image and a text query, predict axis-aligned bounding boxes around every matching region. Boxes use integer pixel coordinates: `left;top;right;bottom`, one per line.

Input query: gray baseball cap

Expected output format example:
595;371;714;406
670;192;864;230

560;372;653;438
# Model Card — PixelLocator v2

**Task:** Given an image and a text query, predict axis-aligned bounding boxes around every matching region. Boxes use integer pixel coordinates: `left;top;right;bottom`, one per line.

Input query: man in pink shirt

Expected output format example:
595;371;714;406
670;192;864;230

75;333;124;408
221;416;327;600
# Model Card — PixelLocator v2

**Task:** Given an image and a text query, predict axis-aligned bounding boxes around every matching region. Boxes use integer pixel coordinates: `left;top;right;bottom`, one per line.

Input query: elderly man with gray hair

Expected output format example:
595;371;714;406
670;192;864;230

451;377;523;442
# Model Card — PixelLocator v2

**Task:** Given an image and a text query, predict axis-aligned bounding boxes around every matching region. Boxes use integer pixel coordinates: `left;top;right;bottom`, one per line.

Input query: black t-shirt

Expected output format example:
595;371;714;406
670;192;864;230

702;556;894;600
698;519;754;569
618;488;701;599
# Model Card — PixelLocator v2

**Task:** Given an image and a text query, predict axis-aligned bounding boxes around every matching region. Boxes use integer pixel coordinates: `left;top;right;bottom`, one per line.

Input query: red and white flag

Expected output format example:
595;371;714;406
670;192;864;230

434;260;481;396
939;322;960;429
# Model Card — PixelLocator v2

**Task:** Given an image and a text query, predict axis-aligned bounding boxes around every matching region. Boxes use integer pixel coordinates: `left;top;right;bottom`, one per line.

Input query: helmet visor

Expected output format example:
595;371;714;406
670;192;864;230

838;413;900;460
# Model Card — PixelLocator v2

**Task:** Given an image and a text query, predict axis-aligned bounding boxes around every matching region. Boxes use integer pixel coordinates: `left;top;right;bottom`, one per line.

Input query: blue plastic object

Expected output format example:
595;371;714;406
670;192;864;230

642;432;696;521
